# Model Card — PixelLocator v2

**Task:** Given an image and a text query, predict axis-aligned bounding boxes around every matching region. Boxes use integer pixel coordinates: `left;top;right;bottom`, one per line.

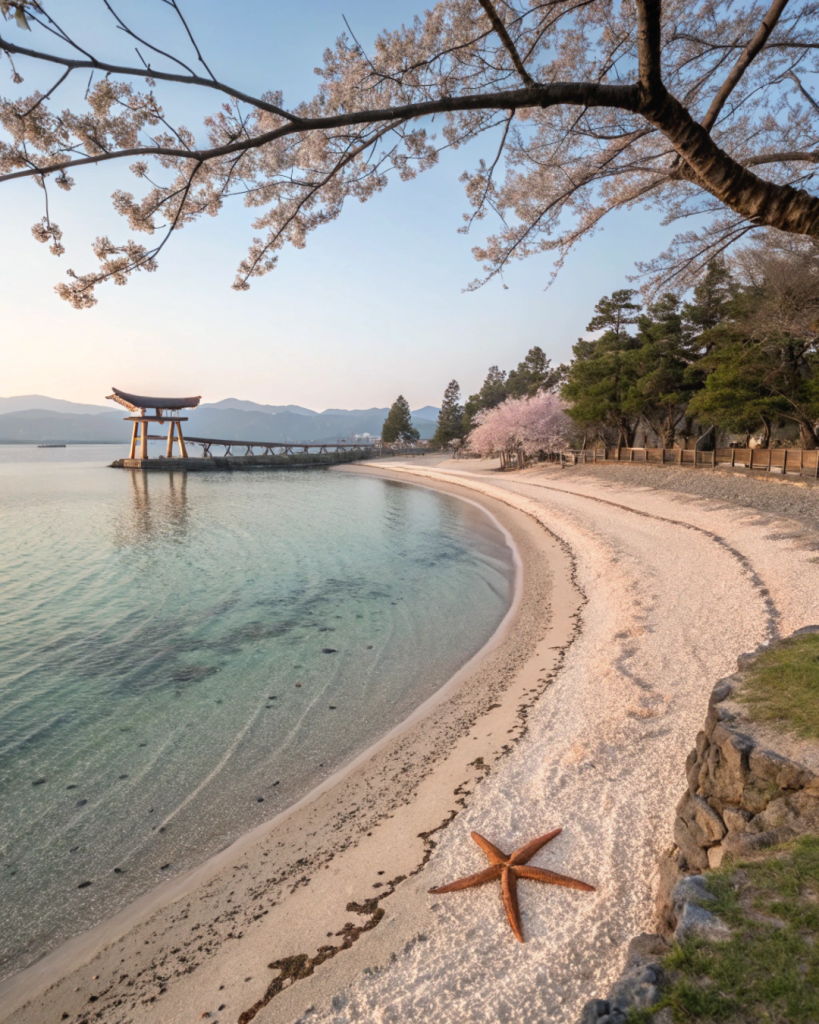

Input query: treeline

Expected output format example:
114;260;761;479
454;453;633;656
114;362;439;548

432;234;819;451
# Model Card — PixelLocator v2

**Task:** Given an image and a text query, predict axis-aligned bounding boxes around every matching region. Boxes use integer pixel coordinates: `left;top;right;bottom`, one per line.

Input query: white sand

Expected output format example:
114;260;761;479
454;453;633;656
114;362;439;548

4;458;819;1024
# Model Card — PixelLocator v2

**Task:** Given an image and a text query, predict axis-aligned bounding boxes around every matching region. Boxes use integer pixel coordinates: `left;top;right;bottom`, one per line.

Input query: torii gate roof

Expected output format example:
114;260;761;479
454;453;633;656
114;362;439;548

107;387;201;412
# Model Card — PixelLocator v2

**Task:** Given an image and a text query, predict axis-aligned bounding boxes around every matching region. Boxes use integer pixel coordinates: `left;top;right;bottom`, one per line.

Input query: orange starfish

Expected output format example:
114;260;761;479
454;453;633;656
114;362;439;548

428;827;595;942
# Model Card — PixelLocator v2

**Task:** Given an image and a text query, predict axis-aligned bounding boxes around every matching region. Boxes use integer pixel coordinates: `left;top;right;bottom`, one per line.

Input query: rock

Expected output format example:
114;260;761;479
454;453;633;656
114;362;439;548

685;748;700;795
673;819;709;871
707;844;726;869
722;806;752;832
748;746;813;791
741;778;776;815
722;828;780;857
577;934;668;1022
707;725;753;804
656;850;684;928
674;901;731;943
749;796;792;833
676;792;724;846
710;680;734;704
784;789;819;828
578;999;610;1023
690;795;727;843
671;874;713;910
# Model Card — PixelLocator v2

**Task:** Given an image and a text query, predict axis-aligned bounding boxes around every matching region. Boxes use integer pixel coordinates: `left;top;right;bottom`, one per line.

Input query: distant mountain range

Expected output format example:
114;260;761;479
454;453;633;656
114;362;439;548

0;395;440;444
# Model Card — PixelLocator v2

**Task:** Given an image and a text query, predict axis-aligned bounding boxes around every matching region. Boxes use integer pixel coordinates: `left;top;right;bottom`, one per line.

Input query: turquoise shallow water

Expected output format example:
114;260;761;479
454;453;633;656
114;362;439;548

0;447;514;978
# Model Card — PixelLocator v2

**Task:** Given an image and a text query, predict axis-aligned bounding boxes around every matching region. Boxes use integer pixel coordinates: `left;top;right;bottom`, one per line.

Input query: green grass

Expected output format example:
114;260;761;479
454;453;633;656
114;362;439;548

737;634;819;739
637;835;819;1023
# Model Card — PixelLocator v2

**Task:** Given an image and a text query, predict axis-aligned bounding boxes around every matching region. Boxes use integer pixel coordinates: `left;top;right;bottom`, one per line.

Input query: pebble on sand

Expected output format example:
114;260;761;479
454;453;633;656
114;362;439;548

77;881;92;889
321;648;338;654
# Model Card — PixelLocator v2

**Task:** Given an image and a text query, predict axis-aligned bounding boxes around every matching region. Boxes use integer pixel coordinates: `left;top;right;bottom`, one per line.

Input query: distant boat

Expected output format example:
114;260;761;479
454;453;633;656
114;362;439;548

37;444;66;448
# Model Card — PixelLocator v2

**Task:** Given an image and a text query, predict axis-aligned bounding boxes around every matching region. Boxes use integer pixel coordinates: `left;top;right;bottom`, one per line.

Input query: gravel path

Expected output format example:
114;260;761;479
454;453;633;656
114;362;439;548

288;459;819;1024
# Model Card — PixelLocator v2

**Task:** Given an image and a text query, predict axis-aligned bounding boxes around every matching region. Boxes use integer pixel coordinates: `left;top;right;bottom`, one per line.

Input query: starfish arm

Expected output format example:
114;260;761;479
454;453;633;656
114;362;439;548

514;864;596;892
509;827;563;866
501;866;524;942
428;864;502;893
470;831;508;865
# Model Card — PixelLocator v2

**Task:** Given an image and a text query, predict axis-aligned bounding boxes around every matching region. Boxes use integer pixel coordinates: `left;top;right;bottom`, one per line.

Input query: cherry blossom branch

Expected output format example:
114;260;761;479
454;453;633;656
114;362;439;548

0;81;640;184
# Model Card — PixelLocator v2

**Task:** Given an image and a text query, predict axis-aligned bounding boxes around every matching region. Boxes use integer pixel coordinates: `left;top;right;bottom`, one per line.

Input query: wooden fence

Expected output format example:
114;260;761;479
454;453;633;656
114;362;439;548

563;446;819;478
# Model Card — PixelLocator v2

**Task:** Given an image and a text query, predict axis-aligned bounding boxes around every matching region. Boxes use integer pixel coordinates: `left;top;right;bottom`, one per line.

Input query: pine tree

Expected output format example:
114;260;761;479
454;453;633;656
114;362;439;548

381;395;420;443
433;380;464;446
586;289;643;338
463;365;507;430
505;346;566;397
562;291;644;447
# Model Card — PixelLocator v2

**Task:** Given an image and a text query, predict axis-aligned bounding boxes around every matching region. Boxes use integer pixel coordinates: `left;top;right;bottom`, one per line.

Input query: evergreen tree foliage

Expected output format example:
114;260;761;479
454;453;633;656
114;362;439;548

505;346;566;398
463;365;508;430
433;380;464;446
561;291;644;447
381;395;420;443
630;294;701;447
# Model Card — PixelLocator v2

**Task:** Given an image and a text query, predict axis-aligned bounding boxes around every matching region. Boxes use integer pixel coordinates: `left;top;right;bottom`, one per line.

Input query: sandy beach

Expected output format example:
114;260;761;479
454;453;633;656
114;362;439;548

4;456;819;1024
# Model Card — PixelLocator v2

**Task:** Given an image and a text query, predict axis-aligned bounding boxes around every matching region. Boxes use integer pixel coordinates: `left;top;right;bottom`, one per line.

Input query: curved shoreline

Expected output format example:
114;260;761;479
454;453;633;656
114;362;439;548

1;465;574;1023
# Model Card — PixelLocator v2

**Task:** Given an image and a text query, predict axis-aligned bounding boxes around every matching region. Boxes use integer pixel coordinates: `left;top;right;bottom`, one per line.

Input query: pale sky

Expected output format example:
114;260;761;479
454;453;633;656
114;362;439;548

1;1;675;410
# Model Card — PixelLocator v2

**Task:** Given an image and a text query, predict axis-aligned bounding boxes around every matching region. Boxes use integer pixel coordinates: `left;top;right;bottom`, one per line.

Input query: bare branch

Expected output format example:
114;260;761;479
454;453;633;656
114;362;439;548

701;0;791;131
0;32;296;119
476;0;534;86
162;0;217;81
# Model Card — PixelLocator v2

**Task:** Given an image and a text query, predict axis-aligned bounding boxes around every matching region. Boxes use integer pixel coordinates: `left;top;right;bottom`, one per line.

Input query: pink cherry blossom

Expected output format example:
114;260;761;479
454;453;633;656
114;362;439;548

467;391;573;458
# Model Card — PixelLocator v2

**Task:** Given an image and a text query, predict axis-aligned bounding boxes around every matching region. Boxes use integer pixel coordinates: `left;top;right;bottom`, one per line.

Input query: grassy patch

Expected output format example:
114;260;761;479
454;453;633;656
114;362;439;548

737;634;819;739
642;835;819;1023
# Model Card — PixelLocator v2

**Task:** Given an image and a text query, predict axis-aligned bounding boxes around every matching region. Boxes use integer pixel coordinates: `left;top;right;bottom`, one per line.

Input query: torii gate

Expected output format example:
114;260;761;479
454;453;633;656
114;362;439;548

107;387;201;459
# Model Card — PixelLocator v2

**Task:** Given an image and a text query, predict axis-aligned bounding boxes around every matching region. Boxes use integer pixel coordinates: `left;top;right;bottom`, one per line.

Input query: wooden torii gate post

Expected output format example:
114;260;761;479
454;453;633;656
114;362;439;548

107;387;202;460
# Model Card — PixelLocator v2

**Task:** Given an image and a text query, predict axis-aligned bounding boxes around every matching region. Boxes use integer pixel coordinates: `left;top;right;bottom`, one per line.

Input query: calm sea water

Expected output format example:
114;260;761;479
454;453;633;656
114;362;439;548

0;446;514;978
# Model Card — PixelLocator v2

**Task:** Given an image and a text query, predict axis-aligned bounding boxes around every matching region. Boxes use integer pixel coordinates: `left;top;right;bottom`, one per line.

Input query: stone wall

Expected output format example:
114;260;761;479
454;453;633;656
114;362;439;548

580;625;819;1023
657;624;819;930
